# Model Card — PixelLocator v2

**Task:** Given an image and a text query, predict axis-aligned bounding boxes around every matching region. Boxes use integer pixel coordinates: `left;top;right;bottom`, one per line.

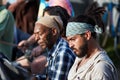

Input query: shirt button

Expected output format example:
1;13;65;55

77;77;80;80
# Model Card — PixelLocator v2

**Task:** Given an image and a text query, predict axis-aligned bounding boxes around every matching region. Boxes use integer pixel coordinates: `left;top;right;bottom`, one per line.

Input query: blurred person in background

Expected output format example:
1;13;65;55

38;0;74;18
8;0;40;35
6;0;39;60
0;0;14;60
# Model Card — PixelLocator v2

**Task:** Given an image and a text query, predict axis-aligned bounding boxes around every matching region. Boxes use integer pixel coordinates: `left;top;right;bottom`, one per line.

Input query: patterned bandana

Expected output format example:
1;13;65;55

66;22;102;37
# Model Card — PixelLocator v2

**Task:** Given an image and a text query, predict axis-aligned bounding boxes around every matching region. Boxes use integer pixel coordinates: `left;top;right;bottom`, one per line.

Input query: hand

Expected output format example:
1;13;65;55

31;55;47;74
31;45;44;57
18;40;30;52
8;3;17;12
18;34;36;52
30;76;38;80
16;56;30;68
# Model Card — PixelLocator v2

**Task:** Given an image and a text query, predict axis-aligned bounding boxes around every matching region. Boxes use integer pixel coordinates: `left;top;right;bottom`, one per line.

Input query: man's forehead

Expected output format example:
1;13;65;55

67;35;75;40
67;34;79;39
34;23;49;33
34;27;40;33
34;24;42;33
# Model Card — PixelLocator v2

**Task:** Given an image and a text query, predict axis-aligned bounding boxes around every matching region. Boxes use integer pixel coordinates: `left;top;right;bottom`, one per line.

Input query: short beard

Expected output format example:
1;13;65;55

77;39;88;58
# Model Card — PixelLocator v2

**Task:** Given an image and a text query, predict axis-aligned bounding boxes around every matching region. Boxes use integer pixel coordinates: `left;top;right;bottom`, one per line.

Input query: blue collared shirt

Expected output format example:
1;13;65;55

47;37;76;80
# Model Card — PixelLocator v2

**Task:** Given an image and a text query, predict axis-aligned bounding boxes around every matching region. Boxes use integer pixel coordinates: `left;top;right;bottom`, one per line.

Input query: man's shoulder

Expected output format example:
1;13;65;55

93;51;116;72
0;6;13;22
58;38;71;49
57;45;75;61
58;41;74;56
95;51;113;64
55;38;76;59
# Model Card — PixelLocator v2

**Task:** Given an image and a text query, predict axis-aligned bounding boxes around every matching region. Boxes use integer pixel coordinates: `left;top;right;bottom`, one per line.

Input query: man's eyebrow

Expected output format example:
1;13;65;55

34;28;40;33
33;30;40;34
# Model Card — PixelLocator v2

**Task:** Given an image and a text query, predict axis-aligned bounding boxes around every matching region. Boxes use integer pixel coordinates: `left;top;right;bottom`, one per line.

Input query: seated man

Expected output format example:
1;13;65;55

66;2;118;80
17;6;71;74
17;15;75;80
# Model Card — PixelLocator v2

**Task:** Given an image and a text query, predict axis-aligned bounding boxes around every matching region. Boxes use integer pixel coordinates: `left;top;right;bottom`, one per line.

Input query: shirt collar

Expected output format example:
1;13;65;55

48;37;62;57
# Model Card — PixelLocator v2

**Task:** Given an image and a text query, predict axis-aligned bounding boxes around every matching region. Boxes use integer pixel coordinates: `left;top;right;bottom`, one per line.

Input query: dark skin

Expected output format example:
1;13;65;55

16;23;59;68
16;22;59;77
33;23;59;56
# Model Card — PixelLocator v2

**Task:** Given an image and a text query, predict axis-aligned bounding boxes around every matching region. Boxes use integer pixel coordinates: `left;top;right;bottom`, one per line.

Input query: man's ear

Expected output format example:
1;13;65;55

52;28;58;36
84;31;91;40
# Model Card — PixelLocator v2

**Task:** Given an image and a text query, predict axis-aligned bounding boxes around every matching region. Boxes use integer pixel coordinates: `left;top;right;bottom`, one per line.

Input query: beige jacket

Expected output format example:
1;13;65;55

68;50;118;80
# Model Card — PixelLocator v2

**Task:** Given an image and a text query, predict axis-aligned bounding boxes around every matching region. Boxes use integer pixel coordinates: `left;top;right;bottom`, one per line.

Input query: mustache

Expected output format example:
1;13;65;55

37;40;48;45
71;47;77;51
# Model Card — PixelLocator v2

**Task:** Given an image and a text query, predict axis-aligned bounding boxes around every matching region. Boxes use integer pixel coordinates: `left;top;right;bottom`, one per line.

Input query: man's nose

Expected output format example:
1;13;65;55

35;34;40;41
69;42;74;48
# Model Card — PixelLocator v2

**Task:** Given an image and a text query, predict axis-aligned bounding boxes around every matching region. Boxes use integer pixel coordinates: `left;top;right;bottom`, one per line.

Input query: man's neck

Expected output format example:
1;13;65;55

76;46;101;71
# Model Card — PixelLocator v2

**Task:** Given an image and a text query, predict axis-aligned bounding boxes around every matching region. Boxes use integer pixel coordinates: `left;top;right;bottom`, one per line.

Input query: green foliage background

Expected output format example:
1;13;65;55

100;35;120;78
103;38;120;67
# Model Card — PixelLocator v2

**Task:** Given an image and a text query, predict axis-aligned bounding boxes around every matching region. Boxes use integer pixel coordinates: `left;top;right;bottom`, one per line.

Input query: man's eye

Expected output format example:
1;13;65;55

34;33;38;35
69;38;75;42
71;38;75;41
38;32;43;35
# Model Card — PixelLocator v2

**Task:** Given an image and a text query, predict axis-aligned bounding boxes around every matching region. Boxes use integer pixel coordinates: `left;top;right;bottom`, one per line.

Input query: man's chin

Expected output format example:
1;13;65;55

41;46;47;50
74;51;79;56
75;52;84;58
73;49;77;53
38;44;46;50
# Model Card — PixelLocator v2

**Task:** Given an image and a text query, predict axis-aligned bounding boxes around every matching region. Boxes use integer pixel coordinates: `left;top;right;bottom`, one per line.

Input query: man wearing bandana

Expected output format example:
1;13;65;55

66;2;118;80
